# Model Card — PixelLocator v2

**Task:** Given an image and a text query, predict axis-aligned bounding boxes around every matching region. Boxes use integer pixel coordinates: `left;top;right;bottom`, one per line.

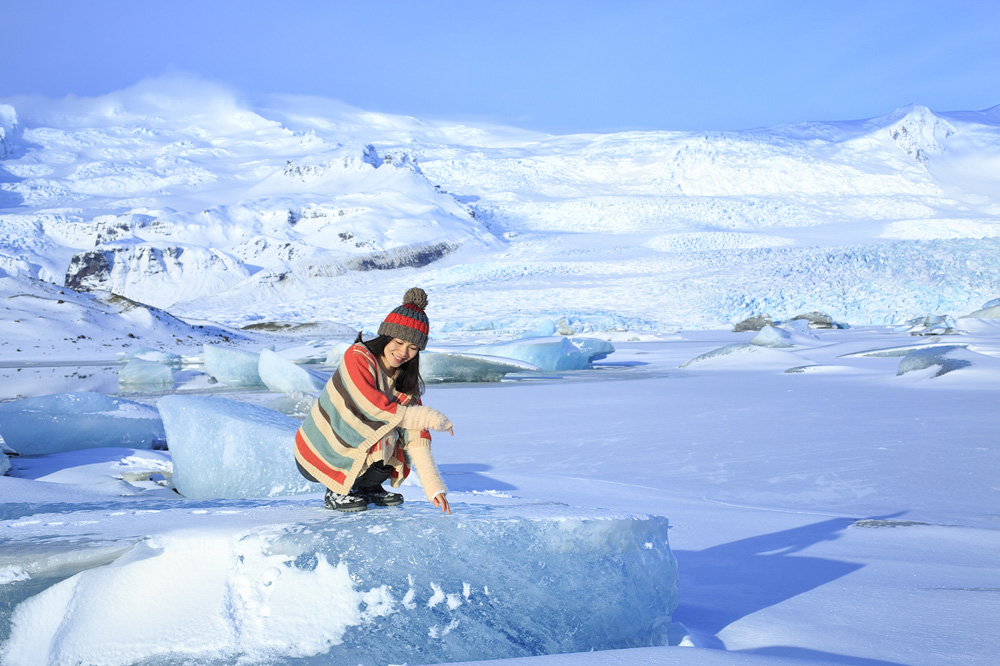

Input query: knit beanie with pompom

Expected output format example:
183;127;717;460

378;287;430;350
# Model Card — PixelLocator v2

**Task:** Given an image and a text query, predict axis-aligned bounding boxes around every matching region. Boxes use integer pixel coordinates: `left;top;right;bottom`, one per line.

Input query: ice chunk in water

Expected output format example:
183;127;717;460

421;351;538;383
258;349;326;393
123;346;182;366
0;505;677;666
119;358;174;389
0;392;164;455
471;336;613;371
202;344;264;387
157;394;315;499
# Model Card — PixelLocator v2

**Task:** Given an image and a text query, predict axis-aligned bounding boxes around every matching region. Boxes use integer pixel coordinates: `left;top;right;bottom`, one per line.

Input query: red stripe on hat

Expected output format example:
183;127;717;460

383;312;429;334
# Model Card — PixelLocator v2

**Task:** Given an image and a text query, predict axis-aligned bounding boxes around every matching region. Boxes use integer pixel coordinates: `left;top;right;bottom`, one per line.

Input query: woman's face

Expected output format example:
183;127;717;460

382;338;419;370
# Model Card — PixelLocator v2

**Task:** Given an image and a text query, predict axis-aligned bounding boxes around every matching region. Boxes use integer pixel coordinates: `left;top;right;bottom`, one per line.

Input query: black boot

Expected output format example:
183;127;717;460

353;462;404;507
324;488;368;512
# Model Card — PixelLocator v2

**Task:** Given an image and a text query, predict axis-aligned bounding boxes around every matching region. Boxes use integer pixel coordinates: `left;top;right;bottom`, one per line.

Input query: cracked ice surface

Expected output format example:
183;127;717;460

0;503;676;666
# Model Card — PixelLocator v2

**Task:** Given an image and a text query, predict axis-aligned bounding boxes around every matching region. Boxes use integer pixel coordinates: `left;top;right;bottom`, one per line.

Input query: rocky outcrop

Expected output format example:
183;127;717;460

732;314;773;332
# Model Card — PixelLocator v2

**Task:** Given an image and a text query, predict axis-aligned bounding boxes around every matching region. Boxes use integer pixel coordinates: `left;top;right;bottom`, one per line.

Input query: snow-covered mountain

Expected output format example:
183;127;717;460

2;78;999;336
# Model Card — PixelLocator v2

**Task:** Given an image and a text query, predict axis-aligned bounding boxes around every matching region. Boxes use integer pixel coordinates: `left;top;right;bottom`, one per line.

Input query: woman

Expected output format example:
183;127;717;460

294;287;455;513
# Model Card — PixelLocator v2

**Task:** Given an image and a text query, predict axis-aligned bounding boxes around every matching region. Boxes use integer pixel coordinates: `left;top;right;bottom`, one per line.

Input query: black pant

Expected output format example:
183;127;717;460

296;460;392;492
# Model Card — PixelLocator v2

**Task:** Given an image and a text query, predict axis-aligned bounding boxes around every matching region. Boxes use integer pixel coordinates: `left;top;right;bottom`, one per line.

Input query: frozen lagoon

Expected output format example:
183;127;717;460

1;323;999;666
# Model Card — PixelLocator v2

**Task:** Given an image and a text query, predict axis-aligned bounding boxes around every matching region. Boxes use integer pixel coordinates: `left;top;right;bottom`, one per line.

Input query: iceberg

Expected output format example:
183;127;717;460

751;323;819;348
897;345;975;377
569;336;616;362
420;351;539;383
0;505;677;666
122;346;182;366
324;342;352;366
750;325;795;348
157;394;314;499
202;344;264;387
258;349;326;393
470;336;614;371
0;392;164;455
119;358;174;389
1;449;9;476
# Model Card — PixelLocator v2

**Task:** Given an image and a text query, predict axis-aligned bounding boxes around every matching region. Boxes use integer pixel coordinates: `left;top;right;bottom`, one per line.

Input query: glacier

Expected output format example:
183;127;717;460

0;392;164;455
2;87;1000;336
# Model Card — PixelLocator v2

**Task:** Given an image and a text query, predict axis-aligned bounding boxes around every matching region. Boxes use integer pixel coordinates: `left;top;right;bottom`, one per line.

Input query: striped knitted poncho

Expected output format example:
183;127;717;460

294;343;431;494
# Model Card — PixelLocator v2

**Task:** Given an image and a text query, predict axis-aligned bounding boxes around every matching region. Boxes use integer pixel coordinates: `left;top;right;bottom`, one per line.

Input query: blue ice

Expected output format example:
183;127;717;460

0;503;677;665
157;394;316;499
0;392;164;455
119;358;174;389
421;351;538;383
202;344;264;387
258;349;326;393
470;336;614;371
263;505;679;664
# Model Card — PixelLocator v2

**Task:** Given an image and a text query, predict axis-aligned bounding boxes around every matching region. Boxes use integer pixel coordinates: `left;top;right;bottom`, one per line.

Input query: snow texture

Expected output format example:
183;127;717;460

0;392;164;455
157;394;313;500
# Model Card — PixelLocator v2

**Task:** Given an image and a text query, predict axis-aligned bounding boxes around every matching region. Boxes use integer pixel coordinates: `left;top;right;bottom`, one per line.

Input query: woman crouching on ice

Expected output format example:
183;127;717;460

294;287;455;513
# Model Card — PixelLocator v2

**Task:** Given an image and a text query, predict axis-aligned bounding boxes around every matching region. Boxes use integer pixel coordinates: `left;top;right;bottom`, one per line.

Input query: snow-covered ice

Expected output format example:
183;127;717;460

0;392;164;455
157;394;313;500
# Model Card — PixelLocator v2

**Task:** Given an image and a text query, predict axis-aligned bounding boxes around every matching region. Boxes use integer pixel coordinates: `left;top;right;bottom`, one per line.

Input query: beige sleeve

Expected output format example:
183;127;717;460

406;433;447;501
399;405;453;432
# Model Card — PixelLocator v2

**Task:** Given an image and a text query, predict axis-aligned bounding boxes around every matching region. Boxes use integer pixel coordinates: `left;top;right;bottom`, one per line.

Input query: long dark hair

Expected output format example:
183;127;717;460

355;333;425;397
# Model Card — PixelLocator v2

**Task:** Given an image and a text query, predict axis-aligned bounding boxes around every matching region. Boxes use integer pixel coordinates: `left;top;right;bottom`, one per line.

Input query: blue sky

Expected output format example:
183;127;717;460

5;0;1000;133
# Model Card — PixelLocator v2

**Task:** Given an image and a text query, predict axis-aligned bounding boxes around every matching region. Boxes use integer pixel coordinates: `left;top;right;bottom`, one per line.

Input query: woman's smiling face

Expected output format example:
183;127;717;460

382;338;419;370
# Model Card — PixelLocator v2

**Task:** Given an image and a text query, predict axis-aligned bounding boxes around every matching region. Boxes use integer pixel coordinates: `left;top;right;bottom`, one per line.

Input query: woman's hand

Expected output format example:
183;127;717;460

432;494;451;514
400;405;453;432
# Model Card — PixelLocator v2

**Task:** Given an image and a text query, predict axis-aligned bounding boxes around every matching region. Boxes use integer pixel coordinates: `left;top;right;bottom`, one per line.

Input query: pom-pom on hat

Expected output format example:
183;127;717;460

378;287;430;350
